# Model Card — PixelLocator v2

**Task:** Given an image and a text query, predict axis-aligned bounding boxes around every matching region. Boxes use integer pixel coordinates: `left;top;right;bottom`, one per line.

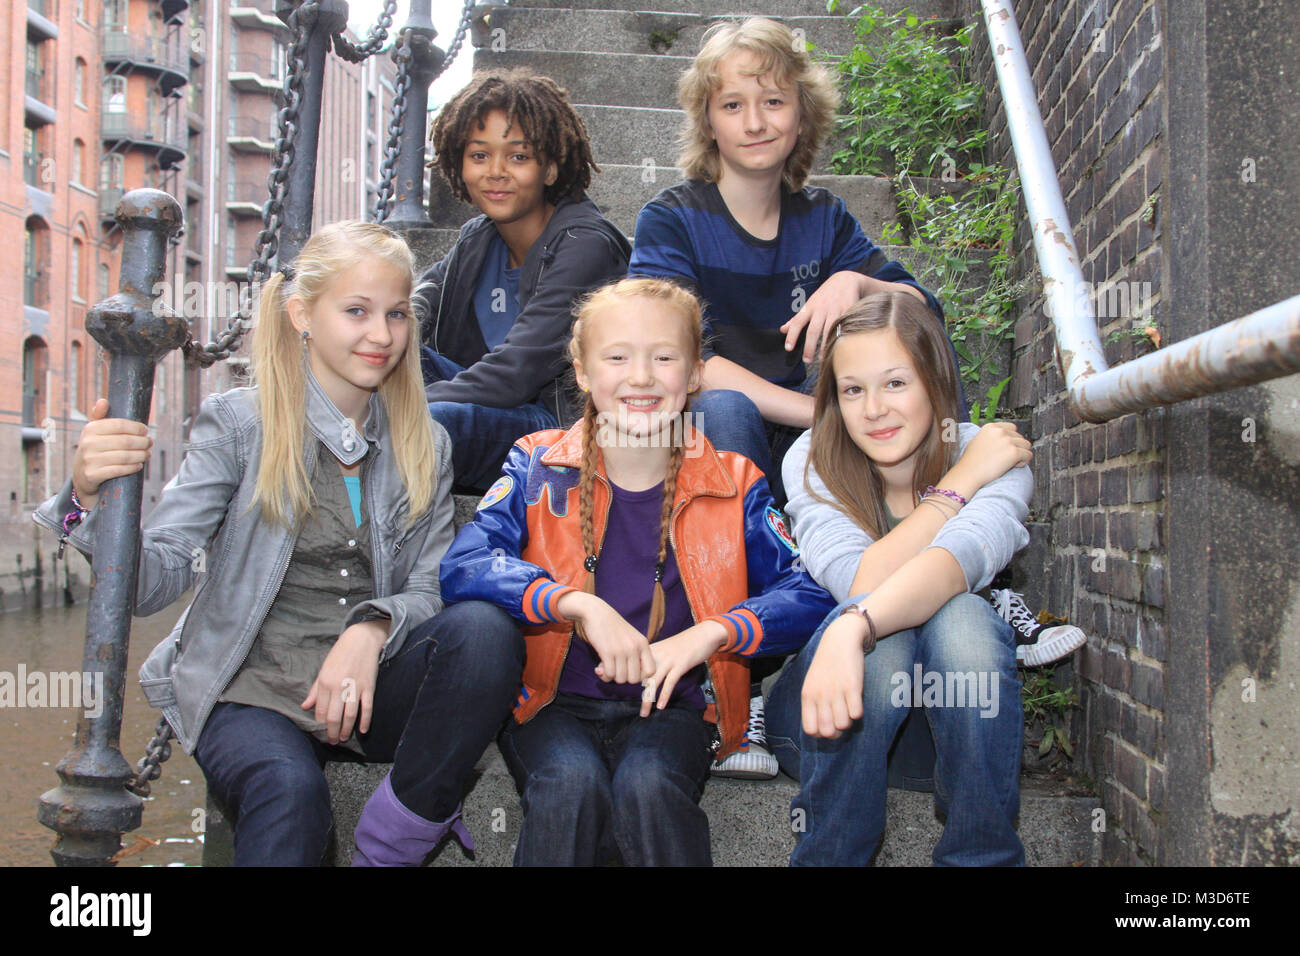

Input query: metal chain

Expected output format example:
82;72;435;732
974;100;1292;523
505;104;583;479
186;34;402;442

331;0;398;62
182;0;317;368
438;0;477;81
126;717;173;798
371;33;413;223
371;0;477;222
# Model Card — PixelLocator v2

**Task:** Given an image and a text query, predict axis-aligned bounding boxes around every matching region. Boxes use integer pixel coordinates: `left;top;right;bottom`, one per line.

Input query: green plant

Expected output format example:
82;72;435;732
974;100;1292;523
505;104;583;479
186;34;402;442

830;3;1024;417
830;4;985;178
969;376;1011;426
1020;665;1080;761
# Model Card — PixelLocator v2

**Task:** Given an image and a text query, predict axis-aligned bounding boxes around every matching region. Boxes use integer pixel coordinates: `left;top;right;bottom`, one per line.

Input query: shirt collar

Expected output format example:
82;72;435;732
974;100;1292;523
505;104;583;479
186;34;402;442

303;361;384;467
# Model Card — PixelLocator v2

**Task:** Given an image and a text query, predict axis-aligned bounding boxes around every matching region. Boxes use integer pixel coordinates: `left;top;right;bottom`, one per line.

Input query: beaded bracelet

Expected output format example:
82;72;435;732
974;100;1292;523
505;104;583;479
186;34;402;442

923;485;968;508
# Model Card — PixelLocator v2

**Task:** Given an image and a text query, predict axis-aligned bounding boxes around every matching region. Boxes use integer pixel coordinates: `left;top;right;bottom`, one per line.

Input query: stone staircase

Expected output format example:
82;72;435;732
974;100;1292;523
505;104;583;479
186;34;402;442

203;0;1100;866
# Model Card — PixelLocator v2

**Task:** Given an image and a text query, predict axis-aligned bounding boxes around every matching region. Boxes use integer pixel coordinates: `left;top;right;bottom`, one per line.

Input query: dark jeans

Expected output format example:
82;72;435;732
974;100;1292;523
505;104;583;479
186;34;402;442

691;367;818;509
766;594;1023;866
194;601;524;866
498;694;714;866
421;348;560;492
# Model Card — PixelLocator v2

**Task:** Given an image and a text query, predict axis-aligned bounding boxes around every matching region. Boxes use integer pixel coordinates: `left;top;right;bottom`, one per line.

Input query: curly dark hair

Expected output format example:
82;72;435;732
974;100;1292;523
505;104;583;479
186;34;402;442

431;69;598;206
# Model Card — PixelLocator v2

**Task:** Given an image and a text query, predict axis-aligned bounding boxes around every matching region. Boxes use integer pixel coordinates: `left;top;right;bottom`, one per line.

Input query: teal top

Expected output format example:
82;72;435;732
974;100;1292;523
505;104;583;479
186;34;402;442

343;475;362;528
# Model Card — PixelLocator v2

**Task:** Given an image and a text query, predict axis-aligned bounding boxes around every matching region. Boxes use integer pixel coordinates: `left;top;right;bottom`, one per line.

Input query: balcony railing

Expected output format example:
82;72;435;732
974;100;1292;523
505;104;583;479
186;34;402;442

24;270;44;308
102;29;189;78
99;187;125;219
226;179;269;212
228;51;285;86
102;112;187;151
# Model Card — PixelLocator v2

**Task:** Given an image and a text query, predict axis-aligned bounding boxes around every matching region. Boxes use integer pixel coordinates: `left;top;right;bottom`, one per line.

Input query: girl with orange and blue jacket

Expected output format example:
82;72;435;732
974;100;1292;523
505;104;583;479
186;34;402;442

441;277;834;866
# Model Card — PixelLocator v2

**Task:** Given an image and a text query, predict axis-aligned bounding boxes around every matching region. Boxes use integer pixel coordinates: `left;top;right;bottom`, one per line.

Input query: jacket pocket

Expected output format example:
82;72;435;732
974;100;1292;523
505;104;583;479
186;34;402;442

139;633;180;709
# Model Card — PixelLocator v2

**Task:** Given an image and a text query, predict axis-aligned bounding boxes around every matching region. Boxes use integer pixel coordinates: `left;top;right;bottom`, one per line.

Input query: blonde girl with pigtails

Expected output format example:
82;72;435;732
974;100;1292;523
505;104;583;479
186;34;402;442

37;221;525;867
441;277;834;866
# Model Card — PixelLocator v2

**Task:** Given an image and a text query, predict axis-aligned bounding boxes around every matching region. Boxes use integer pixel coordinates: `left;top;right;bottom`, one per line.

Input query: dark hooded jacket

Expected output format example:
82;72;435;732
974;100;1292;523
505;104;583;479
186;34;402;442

416;192;631;425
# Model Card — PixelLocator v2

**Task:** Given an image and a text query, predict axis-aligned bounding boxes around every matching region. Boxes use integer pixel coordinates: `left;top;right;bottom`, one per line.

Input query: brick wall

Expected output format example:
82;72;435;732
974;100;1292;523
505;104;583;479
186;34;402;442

962;0;1167;864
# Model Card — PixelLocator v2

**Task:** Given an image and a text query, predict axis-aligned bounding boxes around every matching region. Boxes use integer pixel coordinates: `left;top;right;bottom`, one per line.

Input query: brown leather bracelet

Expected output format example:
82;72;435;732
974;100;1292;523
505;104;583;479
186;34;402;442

838;602;879;654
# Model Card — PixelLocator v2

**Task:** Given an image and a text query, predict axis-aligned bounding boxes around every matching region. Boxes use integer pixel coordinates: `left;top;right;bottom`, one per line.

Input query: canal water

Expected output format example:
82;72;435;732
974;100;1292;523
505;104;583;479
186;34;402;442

0;602;205;867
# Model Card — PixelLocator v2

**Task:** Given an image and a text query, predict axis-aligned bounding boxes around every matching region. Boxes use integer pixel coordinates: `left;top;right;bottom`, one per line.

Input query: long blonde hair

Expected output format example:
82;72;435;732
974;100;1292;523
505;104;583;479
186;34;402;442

677;17;839;191
807;293;962;539
250;221;436;528
568;278;703;642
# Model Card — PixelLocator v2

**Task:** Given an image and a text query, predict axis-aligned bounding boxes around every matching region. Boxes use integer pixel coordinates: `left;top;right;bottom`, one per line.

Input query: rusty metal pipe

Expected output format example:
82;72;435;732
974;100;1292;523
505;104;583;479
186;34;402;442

979;0;1300;422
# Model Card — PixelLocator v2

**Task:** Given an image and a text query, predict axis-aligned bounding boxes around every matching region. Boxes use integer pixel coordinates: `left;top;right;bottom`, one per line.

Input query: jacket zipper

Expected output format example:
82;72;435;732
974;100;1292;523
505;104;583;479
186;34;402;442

666;494;726;750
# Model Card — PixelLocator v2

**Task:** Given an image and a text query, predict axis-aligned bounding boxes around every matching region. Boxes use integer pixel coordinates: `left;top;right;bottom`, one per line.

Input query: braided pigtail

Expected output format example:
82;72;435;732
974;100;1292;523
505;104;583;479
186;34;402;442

573;399;601;642
645;434;686;642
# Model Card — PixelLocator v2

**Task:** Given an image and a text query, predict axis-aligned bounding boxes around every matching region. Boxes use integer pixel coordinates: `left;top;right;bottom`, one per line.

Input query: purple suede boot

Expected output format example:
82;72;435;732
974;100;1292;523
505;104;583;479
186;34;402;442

351;773;474;867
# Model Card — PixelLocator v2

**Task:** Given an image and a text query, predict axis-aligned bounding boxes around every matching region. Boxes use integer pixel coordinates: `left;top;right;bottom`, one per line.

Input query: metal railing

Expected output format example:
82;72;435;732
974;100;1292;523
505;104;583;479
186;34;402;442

102;29;188;76
102;112;187;151
979;0;1300;422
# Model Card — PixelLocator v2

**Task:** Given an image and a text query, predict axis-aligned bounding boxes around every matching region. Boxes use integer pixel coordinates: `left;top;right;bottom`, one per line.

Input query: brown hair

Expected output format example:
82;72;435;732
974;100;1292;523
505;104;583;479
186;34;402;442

431;68;597;206
676;17;839;191
807;292;962;539
568;278;704;641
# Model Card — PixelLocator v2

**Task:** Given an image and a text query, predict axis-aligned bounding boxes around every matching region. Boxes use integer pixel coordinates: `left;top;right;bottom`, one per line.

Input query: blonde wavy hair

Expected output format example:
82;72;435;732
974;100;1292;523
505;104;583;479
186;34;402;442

250;221;437;528
677;17;840;191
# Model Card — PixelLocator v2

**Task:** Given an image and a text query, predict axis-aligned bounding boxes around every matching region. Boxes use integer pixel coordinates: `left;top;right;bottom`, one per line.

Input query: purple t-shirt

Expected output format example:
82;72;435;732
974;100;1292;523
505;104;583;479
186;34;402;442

557;480;705;709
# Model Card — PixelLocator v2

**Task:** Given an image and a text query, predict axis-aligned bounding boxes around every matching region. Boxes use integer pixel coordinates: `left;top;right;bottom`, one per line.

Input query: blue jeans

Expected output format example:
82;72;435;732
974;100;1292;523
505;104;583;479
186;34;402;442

194;601;524;866
766;593;1024;866
692;368;818;508
498;694;714;866
421;348;559;492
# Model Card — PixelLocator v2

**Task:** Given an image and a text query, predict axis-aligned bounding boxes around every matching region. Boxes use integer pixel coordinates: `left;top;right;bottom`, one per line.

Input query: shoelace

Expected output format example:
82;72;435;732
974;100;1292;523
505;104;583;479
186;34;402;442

746;699;766;743
993;588;1040;637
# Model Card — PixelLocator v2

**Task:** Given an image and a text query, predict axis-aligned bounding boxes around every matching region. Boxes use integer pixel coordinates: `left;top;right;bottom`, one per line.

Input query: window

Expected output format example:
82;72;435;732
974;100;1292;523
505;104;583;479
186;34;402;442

98;263;110;301
105;0;126;31
103;76;126;114
70;341;82;415
24;218;44;307
71;239;84;300
26;41;44;102
271;40;288;82
74;59;86;105
76;0;86;21
72;138;84;184
100;153;123;191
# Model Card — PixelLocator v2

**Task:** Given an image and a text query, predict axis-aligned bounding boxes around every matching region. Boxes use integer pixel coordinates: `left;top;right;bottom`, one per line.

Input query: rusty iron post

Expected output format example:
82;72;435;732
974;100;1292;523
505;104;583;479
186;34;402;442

276;0;349;266
383;0;443;228
37;189;190;866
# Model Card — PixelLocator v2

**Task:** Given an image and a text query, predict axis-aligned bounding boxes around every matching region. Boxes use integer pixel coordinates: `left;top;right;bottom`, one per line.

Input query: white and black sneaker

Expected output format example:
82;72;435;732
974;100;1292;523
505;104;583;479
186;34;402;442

991;588;1087;667
710;693;779;780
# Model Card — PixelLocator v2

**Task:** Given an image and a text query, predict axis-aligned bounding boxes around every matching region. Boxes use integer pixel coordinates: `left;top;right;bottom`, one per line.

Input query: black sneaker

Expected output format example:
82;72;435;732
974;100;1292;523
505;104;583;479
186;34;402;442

991;588;1087;666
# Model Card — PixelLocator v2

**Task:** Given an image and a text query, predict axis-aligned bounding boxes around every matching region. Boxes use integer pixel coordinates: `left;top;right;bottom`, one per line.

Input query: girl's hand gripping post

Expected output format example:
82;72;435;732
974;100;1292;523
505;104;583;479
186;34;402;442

72;398;154;512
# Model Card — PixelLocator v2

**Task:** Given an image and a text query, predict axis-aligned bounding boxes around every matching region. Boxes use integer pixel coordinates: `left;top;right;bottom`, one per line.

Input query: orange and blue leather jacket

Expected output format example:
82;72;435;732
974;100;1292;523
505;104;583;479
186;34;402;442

440;420;835;759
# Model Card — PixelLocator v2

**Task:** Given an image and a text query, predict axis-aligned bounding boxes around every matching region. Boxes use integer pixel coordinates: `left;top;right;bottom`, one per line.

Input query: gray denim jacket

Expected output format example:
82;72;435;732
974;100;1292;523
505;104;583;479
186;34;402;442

33;369;456;754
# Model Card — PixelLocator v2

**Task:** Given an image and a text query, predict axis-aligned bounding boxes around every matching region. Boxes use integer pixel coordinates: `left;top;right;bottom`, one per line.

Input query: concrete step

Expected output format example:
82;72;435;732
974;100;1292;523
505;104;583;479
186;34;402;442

473;48;691;109
505;0;956;17
574;103;853;173
317;747;1098;866
481;7;862;58
424;162;900;240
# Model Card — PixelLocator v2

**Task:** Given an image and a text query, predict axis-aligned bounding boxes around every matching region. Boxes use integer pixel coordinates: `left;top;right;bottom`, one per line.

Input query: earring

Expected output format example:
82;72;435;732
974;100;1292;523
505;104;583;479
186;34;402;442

301;329;310;343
